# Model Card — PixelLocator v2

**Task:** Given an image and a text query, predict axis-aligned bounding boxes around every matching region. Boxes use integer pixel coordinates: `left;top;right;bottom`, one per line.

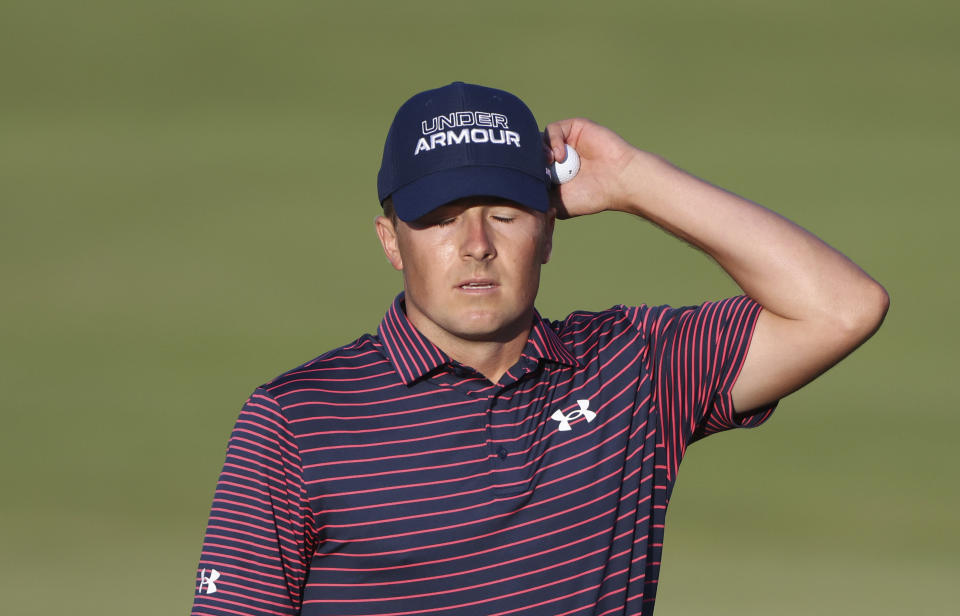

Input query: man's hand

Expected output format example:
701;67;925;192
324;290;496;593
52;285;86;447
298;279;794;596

542;116;889;414
543;118;642;218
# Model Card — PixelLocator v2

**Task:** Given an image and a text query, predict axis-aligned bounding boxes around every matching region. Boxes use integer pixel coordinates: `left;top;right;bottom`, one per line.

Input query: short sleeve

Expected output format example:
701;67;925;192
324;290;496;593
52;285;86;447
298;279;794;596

628;296;778;478
192;389;316;615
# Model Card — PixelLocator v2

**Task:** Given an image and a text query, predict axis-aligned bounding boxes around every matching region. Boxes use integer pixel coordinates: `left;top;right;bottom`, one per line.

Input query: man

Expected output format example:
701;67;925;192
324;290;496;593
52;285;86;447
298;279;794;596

191;82;887;615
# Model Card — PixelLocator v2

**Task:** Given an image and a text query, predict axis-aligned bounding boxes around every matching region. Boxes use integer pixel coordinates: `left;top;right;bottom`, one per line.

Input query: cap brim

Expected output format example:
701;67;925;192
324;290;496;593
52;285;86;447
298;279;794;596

389;166;550;222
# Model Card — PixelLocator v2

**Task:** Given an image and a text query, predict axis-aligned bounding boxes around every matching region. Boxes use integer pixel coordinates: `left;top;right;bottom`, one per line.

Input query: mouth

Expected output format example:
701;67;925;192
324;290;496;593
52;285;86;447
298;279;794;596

457;280;499;292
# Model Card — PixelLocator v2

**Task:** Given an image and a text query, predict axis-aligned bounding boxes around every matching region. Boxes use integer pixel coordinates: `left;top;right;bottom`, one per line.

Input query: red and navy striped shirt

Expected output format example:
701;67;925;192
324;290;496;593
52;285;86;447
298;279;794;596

192;293;776;615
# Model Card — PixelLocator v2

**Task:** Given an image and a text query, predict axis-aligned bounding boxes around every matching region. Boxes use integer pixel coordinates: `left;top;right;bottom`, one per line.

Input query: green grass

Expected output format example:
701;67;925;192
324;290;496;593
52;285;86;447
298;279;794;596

1;1;957;613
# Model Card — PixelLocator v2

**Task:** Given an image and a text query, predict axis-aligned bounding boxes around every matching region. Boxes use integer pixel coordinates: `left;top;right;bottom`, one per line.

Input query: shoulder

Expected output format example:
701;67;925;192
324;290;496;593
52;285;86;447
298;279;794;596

543;305;655;360
546;298;758;353
550;304;655;342
622;296;760;336
257;333;388;400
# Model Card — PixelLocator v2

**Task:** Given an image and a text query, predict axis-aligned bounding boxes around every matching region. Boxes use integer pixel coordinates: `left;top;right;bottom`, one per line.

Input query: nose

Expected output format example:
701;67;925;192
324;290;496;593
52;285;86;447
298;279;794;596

460;211;496;262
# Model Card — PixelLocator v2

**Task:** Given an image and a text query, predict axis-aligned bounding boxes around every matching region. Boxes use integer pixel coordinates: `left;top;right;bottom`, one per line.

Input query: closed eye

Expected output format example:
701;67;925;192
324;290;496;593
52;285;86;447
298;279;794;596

492;216;515;223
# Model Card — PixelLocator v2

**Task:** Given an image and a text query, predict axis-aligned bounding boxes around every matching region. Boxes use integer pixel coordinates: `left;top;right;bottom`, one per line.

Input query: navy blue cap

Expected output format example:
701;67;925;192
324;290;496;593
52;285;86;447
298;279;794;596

377;82;550;222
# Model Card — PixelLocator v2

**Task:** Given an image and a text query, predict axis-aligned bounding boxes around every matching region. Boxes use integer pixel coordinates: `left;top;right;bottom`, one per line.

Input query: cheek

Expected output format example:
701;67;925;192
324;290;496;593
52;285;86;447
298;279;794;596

510;242;546;291
399;238;456;284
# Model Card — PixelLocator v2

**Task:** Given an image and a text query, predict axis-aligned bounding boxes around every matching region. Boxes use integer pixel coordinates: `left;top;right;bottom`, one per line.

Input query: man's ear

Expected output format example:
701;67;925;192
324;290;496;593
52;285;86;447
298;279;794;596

375;215;404;271
542;208;556;264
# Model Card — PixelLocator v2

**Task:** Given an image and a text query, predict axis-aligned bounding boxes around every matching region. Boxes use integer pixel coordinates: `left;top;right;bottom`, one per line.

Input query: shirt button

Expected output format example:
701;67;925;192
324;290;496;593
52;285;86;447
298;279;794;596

497;447;508;460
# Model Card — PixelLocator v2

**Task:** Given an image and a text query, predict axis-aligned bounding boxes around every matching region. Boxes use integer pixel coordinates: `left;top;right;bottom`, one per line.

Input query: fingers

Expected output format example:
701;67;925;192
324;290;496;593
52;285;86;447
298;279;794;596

542;122;569;163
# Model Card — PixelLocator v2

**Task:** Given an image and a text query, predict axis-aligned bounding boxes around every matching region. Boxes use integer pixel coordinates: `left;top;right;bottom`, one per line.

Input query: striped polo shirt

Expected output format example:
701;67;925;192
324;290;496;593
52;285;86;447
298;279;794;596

192;293;776;616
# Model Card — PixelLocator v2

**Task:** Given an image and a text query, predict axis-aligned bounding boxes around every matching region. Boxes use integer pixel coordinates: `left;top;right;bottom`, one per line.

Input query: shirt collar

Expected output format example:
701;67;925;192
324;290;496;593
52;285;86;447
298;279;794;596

377;293;579;385
524;310;579;369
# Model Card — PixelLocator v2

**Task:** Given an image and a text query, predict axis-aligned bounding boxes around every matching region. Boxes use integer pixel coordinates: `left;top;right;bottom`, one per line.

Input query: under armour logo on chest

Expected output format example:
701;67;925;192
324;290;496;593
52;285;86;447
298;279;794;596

552;399;596;431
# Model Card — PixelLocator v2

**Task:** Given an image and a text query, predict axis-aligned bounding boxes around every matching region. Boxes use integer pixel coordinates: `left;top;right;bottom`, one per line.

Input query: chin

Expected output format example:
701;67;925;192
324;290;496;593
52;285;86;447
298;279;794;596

452;311;527;342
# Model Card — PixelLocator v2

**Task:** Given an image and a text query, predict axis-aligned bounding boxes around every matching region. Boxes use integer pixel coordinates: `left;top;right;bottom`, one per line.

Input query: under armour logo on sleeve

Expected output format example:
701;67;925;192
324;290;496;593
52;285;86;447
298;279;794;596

198;568;220;594
552;399;596;431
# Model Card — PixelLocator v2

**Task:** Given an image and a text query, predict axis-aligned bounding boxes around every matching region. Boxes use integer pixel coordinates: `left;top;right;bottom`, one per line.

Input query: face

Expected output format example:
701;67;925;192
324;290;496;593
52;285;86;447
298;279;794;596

375;197;554;348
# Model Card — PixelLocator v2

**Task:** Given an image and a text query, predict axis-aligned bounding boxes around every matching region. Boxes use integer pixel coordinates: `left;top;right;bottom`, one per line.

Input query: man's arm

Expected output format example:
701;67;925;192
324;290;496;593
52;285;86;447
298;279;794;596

544;118;889;414
192;389;314;615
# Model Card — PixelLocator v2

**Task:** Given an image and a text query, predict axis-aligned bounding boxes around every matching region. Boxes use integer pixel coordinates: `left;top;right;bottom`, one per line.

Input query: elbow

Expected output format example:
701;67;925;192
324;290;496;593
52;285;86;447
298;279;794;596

837;279;890;345
861;279;890;336
873;281;891;324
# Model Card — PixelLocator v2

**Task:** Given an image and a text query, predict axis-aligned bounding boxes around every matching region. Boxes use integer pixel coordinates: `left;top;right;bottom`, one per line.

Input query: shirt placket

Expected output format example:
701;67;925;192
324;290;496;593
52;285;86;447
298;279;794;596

488;356;543;496
434;358;543;496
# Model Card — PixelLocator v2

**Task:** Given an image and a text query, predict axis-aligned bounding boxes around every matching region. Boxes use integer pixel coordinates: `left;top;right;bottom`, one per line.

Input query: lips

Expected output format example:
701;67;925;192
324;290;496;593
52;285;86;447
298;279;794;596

458;279;498;291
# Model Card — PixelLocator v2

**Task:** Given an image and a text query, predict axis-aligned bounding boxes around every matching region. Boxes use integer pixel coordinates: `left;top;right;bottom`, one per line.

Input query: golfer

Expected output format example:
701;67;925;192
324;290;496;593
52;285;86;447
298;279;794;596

191;82;888;615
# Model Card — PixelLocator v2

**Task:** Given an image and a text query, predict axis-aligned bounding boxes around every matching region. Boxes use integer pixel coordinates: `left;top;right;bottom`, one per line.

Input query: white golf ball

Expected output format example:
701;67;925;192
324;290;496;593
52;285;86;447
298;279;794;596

550;144;580;184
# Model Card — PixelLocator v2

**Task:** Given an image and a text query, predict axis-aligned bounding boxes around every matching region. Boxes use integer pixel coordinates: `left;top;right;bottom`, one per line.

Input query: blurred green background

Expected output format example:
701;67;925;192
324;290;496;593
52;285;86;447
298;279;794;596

2;0;956;614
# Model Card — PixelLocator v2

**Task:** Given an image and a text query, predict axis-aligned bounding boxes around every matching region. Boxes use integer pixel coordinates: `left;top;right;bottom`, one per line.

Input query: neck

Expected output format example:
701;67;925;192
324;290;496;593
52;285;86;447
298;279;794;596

438;332;530;384
405;308;534;384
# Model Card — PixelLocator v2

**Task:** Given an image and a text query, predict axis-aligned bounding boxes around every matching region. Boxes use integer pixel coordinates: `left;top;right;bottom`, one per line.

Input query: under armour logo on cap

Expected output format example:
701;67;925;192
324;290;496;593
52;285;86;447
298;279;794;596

377;82;551;223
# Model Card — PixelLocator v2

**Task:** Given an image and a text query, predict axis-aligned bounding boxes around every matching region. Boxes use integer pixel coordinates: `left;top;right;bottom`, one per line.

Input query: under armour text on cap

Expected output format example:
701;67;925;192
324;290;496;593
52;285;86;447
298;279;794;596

377;82;551;222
